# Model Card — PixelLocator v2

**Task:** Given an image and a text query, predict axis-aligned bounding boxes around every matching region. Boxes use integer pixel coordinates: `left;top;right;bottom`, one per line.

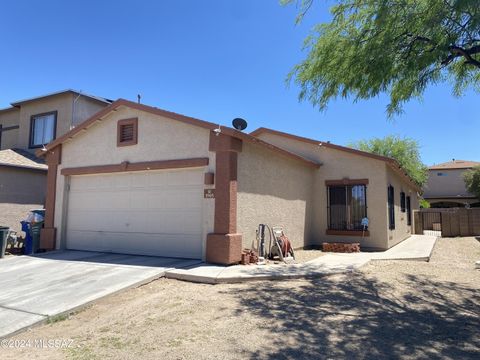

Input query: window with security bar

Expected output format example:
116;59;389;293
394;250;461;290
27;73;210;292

327;185;367;231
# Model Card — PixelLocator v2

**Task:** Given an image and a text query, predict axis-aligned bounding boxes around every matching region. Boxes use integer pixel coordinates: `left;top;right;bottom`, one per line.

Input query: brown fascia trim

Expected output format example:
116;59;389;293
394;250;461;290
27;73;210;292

326;229;370;237
251;127;420;192
37;99;320;169
61;158;209;176
117;118;138;147
325;178;369;186
204;172;215;185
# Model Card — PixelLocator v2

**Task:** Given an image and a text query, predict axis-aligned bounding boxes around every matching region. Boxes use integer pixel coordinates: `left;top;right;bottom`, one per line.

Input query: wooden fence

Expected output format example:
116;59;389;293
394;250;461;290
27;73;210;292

414;208;480;237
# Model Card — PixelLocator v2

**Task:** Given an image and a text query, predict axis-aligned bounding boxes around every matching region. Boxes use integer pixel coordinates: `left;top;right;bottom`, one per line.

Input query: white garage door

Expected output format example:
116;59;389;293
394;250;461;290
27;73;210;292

66;169;204;259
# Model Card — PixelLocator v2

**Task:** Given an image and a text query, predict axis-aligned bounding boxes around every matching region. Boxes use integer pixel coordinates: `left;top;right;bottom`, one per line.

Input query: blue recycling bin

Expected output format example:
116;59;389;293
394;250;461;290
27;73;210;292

21;221;33;255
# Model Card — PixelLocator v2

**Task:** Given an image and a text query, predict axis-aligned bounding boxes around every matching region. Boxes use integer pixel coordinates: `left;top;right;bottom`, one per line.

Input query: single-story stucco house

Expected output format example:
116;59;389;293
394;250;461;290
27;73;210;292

38;99;420;264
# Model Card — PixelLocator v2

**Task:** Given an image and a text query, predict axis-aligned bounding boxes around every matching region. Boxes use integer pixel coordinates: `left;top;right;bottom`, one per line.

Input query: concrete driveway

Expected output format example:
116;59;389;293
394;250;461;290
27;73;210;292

0;251;201;338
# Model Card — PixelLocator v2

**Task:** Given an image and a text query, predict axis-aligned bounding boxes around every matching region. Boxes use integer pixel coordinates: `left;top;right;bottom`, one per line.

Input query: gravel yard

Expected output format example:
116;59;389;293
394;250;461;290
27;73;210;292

3;237;479;360
292;248;325;263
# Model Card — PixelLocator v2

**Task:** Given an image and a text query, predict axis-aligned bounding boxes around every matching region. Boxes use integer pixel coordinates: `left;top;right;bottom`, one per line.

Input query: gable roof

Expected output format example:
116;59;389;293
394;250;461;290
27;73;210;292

0;149;47;171
38;99;320;169
10;89;113;107
250;127;421;192
429;159;480;170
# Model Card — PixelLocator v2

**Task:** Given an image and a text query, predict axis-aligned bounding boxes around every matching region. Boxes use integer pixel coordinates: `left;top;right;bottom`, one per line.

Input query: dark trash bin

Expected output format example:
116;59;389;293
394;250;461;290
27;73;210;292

21;221;33;255
30;222;43;253
22;210;45;255
0;226;9;258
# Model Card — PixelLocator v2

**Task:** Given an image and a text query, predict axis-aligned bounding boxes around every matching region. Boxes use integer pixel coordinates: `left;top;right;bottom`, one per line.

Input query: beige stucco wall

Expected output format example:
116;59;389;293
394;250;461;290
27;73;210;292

0;108;20;150
6;93;108;152
72;96;108;128
237;142;314;250
0;166;46;233
0;166;46;204
17;93;74;151
256;132;396;250
424;168;474;199
385;165;420;248
54;106;215;256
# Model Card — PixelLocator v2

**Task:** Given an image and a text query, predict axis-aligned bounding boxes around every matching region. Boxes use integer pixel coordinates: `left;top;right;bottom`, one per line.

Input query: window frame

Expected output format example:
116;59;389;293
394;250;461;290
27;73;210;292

326;181;368;235
29;111;57;149
400;191;406;213
388;185;395;230
406;196;412;226
117;118;138;147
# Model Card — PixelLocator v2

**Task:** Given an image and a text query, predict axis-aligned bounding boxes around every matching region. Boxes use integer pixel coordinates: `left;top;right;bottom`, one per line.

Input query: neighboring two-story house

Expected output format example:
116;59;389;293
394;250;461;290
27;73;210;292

0;90;111;233
423;159;480;208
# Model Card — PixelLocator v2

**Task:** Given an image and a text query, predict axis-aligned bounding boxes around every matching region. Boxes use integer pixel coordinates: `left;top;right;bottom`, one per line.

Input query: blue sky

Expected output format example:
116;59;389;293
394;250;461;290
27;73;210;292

0;0;478;165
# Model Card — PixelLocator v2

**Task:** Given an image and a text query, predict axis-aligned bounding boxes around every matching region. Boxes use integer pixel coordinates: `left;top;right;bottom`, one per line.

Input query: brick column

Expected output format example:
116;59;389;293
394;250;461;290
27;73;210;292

40;145;61;250
206;132;243;265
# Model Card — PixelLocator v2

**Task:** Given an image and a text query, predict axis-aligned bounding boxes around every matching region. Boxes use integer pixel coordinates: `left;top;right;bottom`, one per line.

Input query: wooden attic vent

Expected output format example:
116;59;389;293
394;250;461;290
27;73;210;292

117;118;138;147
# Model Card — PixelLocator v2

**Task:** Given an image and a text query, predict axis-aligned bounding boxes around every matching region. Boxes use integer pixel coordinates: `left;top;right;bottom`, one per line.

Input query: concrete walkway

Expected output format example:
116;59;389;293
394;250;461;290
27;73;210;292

370;234;438;261
166;235;438;284
0;251;200;339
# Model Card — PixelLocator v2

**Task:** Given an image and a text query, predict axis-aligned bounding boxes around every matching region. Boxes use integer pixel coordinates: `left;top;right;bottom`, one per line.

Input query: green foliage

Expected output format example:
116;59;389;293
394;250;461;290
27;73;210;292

349;135;428;187
419;198;431;208
286;0;480;116
463;165;480;199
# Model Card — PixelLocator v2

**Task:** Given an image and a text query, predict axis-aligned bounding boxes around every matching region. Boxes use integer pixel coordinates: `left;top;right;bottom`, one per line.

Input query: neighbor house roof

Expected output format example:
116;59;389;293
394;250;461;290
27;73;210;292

250;127;421;192
10;89;113;107
0;149;47;171
429;159;480;170
38;99;320;169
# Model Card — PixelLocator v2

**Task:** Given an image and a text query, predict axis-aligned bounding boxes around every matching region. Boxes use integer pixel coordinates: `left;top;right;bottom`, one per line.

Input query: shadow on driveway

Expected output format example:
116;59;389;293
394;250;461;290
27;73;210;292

29;250;201;268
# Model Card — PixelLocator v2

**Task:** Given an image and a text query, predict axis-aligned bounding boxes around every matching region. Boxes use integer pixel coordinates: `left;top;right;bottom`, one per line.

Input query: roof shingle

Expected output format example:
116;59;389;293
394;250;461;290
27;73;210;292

0;149;47;170
429;160;480;170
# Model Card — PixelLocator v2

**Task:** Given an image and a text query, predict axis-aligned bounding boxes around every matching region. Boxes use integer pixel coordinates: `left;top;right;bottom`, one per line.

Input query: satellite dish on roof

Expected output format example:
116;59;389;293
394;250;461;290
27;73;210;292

232;118;248;131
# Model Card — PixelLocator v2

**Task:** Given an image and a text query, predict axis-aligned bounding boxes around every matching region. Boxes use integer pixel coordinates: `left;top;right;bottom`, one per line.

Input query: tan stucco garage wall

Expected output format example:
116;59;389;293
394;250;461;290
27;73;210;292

237;142;314;250
385;165;419;248
17;93;74;151
256;133;390;250
54;106;215;252
0;108;20;150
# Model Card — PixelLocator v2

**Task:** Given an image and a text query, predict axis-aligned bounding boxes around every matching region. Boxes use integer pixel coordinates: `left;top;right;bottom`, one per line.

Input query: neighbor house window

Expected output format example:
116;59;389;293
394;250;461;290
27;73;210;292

400;191;406;212
327;184;367;231
117;118;138;147
29;111;57;148
406;196;412;225
388;185;395;230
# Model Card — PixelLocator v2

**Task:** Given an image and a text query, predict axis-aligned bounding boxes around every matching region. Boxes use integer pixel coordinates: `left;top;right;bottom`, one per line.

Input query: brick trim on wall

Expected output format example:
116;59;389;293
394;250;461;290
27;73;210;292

60;158;209;176
40;145;62;250
206;132;243;265
325;178;369;186
326;229;370;237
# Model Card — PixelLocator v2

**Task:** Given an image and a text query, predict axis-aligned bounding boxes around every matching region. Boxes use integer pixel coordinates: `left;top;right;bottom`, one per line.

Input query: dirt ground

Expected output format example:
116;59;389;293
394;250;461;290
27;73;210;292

3;237;479;360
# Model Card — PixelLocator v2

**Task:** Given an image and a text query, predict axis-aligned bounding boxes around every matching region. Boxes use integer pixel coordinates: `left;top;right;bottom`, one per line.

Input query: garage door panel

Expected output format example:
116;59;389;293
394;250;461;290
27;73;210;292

68;209;203;234
66;169;204;259
69;192;131;210
67;231;202;258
